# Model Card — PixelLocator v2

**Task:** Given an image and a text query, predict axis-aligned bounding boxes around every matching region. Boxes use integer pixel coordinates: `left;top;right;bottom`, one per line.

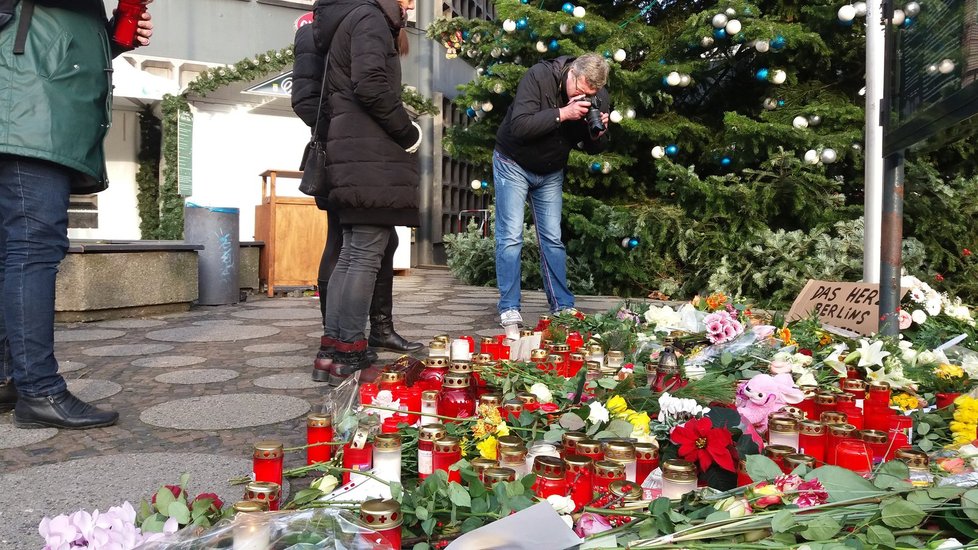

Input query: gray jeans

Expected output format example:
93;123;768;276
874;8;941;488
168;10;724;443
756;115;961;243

324;225;395;342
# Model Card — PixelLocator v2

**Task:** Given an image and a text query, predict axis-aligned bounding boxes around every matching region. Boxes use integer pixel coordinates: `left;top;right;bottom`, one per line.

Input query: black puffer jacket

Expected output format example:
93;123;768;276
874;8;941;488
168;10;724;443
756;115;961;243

292;24;327;139
312;0;420;227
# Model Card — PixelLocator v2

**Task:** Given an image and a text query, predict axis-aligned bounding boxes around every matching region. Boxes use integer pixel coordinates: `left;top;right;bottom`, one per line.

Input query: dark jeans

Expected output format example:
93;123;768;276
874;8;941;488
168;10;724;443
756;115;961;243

0;156;71;398
324;225;396;342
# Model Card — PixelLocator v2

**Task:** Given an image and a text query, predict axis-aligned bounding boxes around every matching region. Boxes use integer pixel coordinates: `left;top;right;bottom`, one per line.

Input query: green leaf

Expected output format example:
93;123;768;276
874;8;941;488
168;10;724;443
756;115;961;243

597;378;619;389
880;498;925;529
190;498;212;518
141;513;167;533
543;428;565;443
460;516;484;533
805;466;882;502
289;488;323;507
906;491;937;507
389;481;403;501
592;430;618;440
962;489;978;523
413;544;431;550
448;482;472;508
520;474;536;492
155;487;176;514
771;509;796;533
415;506;429;521
505;479;526;497
559;412;585;431
927;486;965;499
917;438;934;452
916;422;931;435
471;496;489;515
720;351;733;366
873;474;912;491
866;525;896;547
746;454;783;482
179;472;191;488
703;510;729;523
168;501;190;525
608;419;635;437
876;460;910;479
799;515;842;541
650;497;671;516
421;517;436;535
943;509;978;541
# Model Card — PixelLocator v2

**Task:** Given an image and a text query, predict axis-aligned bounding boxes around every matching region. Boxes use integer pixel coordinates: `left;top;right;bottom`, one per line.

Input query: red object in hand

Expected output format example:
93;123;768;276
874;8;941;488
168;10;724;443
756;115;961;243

112;0;147;48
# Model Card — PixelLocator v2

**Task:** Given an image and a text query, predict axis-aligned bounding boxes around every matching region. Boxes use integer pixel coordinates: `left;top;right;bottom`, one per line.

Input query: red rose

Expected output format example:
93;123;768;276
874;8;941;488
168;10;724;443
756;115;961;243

151;484;184;505
191;492;224;511
964;248;972;257
798;349;812;356
539;403;559;413
935;273;945;282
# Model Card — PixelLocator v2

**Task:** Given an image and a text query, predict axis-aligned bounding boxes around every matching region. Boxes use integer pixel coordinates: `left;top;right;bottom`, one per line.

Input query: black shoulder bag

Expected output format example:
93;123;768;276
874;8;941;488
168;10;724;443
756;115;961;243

298;53;331;197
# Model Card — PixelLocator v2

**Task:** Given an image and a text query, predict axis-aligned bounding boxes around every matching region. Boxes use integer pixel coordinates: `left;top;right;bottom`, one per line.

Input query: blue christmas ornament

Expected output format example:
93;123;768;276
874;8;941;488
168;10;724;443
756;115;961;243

466;107;477;117
549;38;560;51
713;28;727;39
481;180;489;189
590;162;602;172
462;30;471;40
720;156;732;167
659;58;667;64
562;2;574;14
755;68;769;81
665;144;679;157
603;50;611;58
777;99;785;106
521;0;529;3
529;31;539;40
573;22;586;34
517;18;528;31
771;35;786;49
839;19;853;27
628;237;640;249
904;17;913;27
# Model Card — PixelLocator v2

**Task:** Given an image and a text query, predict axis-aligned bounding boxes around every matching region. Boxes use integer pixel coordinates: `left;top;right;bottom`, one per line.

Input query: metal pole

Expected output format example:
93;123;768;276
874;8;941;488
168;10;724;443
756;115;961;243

878;151;904;336
415;0;435;266
863;0;887;284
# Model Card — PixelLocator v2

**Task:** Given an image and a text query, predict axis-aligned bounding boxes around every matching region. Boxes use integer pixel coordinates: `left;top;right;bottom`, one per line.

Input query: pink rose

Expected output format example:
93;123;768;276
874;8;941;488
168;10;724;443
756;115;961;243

898;309;912;330
574;512;612;537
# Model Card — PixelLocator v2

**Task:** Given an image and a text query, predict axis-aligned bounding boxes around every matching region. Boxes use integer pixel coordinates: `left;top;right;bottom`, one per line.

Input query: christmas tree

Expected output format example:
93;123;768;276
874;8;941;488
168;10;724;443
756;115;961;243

431;1;978;305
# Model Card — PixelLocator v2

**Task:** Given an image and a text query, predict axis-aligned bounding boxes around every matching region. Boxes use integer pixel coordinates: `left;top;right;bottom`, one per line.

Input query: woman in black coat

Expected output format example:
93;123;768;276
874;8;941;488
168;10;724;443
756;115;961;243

291;20;421;384
310;0;422;384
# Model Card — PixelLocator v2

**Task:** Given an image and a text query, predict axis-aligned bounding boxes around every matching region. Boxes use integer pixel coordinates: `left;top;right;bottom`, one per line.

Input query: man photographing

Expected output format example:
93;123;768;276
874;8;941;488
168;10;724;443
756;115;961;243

493;53;611;330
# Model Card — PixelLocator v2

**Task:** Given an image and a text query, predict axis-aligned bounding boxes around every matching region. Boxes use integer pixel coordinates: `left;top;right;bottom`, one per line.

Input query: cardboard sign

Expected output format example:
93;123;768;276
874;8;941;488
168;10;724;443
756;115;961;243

787;280;907;336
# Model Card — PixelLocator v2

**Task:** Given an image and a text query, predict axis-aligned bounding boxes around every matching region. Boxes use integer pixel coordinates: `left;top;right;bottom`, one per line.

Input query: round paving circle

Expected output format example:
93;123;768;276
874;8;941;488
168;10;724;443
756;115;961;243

448;297;498;305
83;344;174;357
94;319;168;329
231;308;321;320
66;379;122;402
54;329;126;343
400;314;475;325
155;369;240;384
273;320;323;327
0;420;58;449
140;393;311;429
391;308;431;316
57;360;87;374
192;319;243;326
245;355;309;368
145;325;280;342
131;355;207;368
244;299;317;308
243;343;308;353
253;373;323;390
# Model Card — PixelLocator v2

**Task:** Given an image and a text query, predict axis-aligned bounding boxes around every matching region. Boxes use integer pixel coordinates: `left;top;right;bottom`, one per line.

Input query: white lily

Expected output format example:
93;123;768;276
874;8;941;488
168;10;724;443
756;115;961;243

823;343;849;376
856;339;890;368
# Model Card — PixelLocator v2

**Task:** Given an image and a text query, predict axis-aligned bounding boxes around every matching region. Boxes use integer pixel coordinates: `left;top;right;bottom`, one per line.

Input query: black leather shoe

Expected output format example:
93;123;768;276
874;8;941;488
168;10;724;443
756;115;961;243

14;390;119;429
0;382;15;413
369;328;424;354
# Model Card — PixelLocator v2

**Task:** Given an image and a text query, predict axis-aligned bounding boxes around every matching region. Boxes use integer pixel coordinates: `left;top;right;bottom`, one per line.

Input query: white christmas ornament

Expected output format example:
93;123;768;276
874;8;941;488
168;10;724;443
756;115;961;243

804;149;819;164
651;146;666;159
712;13;728;28
725;19;742;35
838;5;856;22
609;110;623;124
820;148;838;164
492;82;505;94
858;86;867;96
808;115;822;126
927;64;939;74
613;49;627;62
471;180;482;190
482;101;493;112
476;67;484;75
854;2;867;16
891;9;905;25
725;7;737;17
601;162;612;174
792;116;809;129
762;97;778;110
755;40;770;53
560;23;572;35
535;41;548;53
666;71;681;86
679;74;692;87
573;6;586;18
939;59;956;74
503;19;516;33
771;70;787;84
904;2;920;17
625;108;636;119
490;47;501;58
701;36;715;48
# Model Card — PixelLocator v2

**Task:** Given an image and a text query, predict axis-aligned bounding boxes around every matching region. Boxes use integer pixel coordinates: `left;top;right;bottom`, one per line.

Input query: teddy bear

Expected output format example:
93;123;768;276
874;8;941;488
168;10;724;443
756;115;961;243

736;373;806;433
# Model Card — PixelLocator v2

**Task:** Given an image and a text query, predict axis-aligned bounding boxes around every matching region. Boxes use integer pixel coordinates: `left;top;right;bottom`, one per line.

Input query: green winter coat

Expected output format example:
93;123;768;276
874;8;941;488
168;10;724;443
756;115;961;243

0;0;115;194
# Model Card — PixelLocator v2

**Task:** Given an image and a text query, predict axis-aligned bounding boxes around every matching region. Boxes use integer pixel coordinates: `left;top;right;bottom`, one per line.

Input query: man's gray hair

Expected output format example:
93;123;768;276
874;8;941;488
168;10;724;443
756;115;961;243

570;53;610;90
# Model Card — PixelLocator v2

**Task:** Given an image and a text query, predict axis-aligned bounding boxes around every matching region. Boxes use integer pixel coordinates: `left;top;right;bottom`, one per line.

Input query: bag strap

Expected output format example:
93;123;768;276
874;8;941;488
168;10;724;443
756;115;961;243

13;0;32;55
310;52;329;142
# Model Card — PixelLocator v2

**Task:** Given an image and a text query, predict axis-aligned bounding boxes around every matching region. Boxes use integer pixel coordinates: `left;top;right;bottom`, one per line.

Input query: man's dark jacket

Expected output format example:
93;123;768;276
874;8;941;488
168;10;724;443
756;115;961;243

311;0;420;227
495;56;610;175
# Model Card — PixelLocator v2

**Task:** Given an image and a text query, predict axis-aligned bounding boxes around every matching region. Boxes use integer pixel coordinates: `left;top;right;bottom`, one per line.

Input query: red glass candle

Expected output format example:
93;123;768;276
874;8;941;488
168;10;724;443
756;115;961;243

860;429;889;464
495;335;511;361
814;393;837;419
306;413;334;465
394;386;422;425
418;424;446;480
576;439;604;463
564;455;594;511
378;370;406;392
763;445;795;474
417;356;449;391
798;420;826;464
342;441;373;485
480;337;497;359
836;402;864;430
112;0;148;49
382;413;410;434
433;436;462;483
566;331;584;353
593;460;625;492
561;431;586;458
834;439;872;474
867;381;891;405
244;481;281;512
502;400;523;422
842;379;867;402
438;372;476;421
252;441;284;489
890;415;913;443
566;353;585;377
863;402;895;431
359;499;402;549
359;383;379;405
634;442;659;484
532;456;568;498
548;354;566;378
535;315;552;332
797;386;818;420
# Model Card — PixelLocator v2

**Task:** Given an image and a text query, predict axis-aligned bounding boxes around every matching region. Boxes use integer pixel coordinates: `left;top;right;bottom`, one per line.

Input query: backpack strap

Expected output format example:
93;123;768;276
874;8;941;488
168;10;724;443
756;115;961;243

13;0;33;55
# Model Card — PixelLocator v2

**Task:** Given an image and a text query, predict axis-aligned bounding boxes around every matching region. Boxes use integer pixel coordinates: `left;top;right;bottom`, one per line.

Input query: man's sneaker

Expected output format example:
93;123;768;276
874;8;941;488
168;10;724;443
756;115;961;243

500;309;523;328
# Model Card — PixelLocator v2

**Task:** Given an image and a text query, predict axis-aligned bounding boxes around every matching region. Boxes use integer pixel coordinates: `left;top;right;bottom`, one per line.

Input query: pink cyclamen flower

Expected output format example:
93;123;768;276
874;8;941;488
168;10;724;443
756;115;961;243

704;311;744;344
898;309;912;330
574;512;613;537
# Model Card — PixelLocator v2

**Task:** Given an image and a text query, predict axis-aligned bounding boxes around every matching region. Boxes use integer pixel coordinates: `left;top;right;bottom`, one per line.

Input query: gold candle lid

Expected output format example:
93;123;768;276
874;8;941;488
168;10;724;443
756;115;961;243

842;379;867;392
836;393;855;404
421;389;439;402
532;456;566;479
769;417;799;433
473;353;494;365
815;393;837;405
253;440;284;460
244;481;281;503
433;334;450;343
449;361;473;374
233;500;268;513
425;356;448;368
484;467;516;484
442;372;471;388
530;349;549;361
800;385;819;398
661;459;697;481
503;400;523;413
564;455;594;473
359;498;403;530
552;343;570;353
588;344;604;354
827;423;858;437
498;446;527;463
434;436;461;454
868;381;891;392
860;429;888;444
576;439;602;455
607;350;624;361
778;406;806;420
480;336;496;345
594;460;626;478
430;340;448;350
521;329;535;337
634;442;659;461
895;448;929;469
585;360;602;372
820;411;848;425
799;420;825;435
604;441;636;462
470;457;498;473
479;394;503;407
497;434;523;450
516;393;537;405
380;371;405;385
784;454;816;468
763;445;795;459
374;433;402;451
307;413;331;428
562;431;587;449
547;354;565;365
609;479;643;500
569;352;585;362
419;424;447;441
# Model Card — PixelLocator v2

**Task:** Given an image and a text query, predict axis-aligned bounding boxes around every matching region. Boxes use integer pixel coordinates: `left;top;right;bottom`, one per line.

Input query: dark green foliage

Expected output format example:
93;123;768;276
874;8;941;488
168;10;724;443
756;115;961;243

136;108;162;239
159;95;187;240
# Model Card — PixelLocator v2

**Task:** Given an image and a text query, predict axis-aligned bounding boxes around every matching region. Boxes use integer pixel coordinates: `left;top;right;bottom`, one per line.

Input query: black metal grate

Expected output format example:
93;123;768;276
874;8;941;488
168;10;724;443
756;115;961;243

440;96;490;239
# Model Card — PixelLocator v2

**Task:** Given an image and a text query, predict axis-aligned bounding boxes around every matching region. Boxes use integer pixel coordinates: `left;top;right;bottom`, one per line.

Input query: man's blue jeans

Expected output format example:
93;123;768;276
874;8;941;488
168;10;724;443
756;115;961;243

493;149;574;314
0;156;71;398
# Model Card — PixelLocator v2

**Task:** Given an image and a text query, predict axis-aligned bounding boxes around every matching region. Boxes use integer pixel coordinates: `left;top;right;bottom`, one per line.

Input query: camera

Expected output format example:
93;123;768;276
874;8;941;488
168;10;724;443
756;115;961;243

582;96;605;138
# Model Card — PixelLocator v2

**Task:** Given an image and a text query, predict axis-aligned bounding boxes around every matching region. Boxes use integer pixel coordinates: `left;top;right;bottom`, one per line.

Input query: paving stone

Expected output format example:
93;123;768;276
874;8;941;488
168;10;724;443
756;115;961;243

244;343;309;353
245;355;309;369
231;308;321;320
436;303;493;312
0;419;58;450
131;355;207;368
57;360;87;374
66;379;122;402
54;329;126;343
391;308;431;316
306;331;325;338
140;394;311;429
423;324;474;332
447;297;498;305
94;319;168;329
395;294;445;303
253;373;323;390
273;320;323;327
243;299;317;308
145;325;280;342
392;329;441;339
155;369;240;384
153;310;214;319
399;314;475;325
192;319;244;326
82;344;174;357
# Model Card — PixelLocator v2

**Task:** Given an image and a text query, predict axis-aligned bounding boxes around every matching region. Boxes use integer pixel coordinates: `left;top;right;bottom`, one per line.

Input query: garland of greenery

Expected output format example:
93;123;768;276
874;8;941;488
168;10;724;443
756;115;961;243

136;107;162;239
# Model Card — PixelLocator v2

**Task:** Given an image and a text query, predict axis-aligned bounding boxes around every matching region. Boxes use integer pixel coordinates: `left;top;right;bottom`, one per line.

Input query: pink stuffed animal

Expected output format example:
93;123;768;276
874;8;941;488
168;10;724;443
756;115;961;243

736;373;805;433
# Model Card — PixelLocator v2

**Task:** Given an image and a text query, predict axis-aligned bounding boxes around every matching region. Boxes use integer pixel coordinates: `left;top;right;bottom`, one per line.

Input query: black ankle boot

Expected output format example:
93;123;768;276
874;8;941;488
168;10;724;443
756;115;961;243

368;268;423;354
14;390;118;429
0;382;16;413
312;336;338;383
327;339;373;386
369;325;424;353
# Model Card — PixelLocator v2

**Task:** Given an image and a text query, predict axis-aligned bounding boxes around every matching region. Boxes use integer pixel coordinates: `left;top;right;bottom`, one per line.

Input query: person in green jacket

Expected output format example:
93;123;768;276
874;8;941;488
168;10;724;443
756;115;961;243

0;0;153;429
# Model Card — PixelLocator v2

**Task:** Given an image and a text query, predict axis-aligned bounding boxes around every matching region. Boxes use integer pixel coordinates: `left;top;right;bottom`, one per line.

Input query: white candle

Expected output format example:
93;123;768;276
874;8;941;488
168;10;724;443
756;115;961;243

233;516;270;550
450;339;472;361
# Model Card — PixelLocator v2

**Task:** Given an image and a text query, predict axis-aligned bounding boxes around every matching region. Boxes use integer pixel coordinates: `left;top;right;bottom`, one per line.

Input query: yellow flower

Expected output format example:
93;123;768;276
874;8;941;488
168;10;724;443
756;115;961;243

472;420;489;439
606;395;629;416
951;396;978;445
818;332;833;346
478;403;502;425
777;327;796;346
706;292;728;311
477;436;497;460
626;411;651;435
935;364;965;379
495;422;510;437
890;393;921;412
460;437;470;458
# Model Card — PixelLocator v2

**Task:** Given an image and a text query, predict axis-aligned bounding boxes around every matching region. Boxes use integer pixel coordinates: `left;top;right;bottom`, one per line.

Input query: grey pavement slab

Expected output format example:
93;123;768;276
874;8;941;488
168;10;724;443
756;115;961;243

231;308;321;320
155;369;240;384
57;360;87;374
82;343;174;357
140;393;311;429
131;355;207;368
245;355;309;368
253;373;323;390
145;325;280;342
0;418;58;449
66;379;122;402
94;319;168;329
243;343;308;353
54;329;126;343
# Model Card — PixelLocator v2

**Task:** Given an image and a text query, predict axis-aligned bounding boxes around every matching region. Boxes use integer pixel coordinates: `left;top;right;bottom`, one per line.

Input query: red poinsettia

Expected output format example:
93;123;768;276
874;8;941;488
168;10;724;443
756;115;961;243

670;417;736;472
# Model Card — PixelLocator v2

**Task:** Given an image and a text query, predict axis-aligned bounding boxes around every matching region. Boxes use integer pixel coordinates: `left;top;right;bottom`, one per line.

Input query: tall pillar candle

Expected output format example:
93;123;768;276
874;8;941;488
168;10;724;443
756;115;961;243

306;413;334;465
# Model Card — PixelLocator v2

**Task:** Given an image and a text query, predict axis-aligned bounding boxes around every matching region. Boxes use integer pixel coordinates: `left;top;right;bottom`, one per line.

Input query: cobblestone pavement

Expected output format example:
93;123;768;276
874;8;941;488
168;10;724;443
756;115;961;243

0;268;625;547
